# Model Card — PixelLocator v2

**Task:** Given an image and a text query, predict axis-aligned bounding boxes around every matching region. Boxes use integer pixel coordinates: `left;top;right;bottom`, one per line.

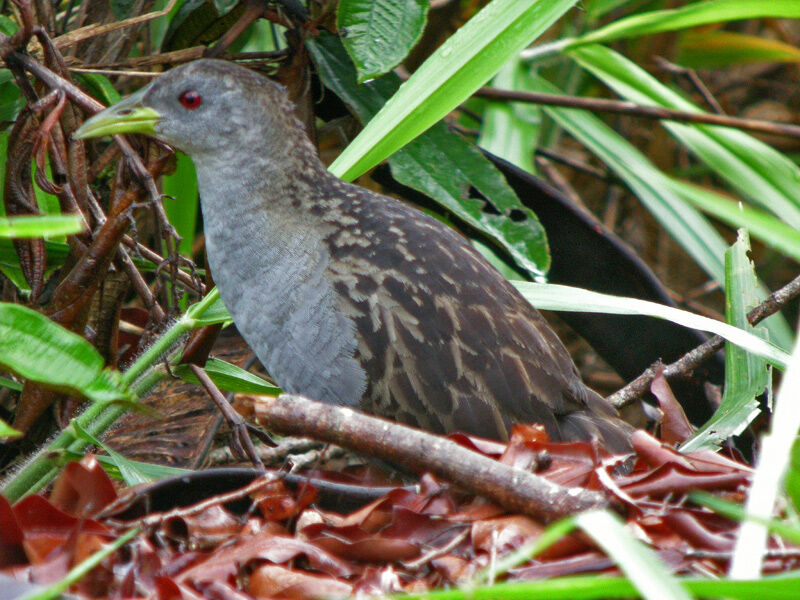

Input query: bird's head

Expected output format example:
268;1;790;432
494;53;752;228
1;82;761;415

75;59;297;160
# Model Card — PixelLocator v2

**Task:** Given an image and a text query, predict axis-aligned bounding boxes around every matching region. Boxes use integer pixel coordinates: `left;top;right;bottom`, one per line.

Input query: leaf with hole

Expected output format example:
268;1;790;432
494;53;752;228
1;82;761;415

309;33;549;276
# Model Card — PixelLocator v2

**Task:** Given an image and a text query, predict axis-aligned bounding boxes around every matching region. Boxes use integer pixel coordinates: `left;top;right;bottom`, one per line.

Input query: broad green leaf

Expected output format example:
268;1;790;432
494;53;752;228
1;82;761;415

0;263;29;292
328;0;578;180
0;303;130;402
0;238;70;263
527;75;728;286
681;231;769;452
678;30;800;69
668;179;800;264
0;237;71;294
389;134;550;275
730;331;800;578
513;282;789;368
1;289;220;501
173;358;280;395
162;152;199;259
478;55;540;174
572;0;800;46
569;44;800;230
234;18;278;53
150;0;185;51
337;0;428;82
472;238;522;281
576;510;691;600
0;215;84;238
309;33;549;276
162;0;243;51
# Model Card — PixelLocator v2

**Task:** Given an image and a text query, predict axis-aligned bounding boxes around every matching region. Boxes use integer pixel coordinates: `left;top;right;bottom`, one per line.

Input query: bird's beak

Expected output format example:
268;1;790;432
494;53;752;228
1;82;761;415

74;87;160;139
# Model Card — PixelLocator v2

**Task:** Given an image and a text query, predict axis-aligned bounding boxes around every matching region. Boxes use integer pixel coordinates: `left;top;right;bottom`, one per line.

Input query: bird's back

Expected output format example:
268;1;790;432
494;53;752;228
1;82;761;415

318;177;631;449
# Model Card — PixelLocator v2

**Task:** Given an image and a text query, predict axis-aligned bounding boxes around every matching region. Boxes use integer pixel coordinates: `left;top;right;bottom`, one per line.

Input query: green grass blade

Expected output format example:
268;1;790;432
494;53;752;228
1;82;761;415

569;44;800;229
478;55;541;174
668;179;800;264
528;75;727;285
576;510;691;600
680;231;770;452
573;0;800;46
329;0;578;180
0;215;84;238
513;282;788;368
730;331;800;577
677;30;800;68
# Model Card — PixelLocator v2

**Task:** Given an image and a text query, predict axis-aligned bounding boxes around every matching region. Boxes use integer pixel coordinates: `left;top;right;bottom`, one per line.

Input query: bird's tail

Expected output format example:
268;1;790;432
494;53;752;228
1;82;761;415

559;389;634;454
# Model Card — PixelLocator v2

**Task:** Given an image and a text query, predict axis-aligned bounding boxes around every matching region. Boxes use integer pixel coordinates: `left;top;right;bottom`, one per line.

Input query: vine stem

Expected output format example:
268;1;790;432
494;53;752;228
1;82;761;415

1;289;224;502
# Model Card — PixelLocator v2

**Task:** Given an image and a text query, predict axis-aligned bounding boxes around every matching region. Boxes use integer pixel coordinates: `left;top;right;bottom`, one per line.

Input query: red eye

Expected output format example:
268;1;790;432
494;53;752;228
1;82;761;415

179;90;202;110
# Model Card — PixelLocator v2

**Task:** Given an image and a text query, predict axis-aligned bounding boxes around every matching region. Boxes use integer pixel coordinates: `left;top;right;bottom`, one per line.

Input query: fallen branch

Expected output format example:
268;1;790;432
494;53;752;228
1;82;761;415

251;394;616;522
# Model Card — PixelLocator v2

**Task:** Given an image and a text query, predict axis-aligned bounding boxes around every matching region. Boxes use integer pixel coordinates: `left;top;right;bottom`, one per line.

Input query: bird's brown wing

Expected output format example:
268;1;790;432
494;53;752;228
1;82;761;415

323;185;618;443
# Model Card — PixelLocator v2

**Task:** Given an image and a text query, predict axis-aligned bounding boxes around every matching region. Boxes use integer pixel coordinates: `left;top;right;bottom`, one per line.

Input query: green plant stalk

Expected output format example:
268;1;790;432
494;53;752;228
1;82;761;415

394;572;800;600
1;289;223;502
20;367;170;498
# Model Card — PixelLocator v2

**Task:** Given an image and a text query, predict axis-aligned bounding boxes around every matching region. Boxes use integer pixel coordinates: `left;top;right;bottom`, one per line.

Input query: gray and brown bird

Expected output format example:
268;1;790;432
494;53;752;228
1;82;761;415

76;59;632;452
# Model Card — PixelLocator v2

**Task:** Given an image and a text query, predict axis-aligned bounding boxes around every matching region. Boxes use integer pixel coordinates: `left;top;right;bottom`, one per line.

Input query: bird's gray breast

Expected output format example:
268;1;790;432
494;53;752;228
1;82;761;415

197;172;367;407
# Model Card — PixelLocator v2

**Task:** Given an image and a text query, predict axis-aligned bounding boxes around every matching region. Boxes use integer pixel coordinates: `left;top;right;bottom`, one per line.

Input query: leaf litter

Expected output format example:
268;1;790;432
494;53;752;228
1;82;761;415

0;403;789;598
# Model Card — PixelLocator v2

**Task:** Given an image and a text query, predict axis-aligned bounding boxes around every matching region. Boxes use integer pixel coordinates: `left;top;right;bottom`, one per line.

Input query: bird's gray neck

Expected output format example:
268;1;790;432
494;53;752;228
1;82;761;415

191;138;367;407
193;125;329;231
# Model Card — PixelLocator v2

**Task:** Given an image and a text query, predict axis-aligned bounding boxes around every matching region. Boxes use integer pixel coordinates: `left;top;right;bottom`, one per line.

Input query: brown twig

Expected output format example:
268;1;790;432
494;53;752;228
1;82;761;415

101;470;282;526
114;251;167;322
120;236;205;294
652;56;725;115
7;53;166;212
473;87;800;140
9;52;183;311
51;0;180;51
535;156;584;207
610;273;800;408
534;147;610;181
207;438;321;467
252;394;615;522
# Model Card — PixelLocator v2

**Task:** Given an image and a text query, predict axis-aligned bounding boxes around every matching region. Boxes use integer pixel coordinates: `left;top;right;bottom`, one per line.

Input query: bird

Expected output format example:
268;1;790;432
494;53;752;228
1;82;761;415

75;59;633;452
